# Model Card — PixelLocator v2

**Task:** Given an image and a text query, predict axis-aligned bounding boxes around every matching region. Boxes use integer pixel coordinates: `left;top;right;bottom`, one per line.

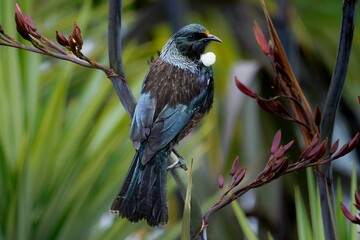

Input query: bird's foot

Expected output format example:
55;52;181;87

167;157;187;171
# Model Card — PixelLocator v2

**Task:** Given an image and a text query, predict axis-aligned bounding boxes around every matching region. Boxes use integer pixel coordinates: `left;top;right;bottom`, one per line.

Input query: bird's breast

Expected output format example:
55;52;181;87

143;58;208;117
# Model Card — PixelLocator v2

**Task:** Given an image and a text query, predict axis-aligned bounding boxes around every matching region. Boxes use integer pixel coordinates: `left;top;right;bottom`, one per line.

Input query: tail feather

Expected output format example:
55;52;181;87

111;149;169;226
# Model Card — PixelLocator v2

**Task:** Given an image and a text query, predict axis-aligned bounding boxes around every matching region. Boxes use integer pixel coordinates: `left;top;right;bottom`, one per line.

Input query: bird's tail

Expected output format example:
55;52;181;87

111;148;169;226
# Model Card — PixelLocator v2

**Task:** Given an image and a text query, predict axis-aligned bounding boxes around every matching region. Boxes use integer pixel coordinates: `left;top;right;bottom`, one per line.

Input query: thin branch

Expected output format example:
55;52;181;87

0;33;114;76
108;0;136;117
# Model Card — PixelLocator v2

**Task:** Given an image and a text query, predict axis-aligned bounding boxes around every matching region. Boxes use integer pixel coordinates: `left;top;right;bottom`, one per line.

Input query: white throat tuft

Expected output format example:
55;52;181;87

159;39;199;74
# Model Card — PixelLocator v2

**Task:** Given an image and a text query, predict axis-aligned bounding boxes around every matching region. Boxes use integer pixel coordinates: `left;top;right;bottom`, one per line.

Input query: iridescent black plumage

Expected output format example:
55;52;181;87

111;24;221;226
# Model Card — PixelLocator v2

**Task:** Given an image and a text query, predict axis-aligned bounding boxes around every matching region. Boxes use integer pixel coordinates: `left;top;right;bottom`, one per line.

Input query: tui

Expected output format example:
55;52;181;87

111;23;221;227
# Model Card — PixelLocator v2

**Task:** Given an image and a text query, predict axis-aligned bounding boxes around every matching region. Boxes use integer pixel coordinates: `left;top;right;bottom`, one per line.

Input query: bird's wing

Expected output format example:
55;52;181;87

140;88;209;165
130;92;156;150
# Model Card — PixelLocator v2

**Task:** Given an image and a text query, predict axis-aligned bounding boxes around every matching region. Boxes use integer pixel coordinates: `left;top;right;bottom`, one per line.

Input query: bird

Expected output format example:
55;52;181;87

110;23;221;227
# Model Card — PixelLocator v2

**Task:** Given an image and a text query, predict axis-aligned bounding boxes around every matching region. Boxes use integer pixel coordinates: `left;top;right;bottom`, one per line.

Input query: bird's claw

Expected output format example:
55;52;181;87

167;157;187;171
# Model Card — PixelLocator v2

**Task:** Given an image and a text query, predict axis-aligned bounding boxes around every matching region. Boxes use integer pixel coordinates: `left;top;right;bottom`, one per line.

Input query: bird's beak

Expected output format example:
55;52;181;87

205;34;222;43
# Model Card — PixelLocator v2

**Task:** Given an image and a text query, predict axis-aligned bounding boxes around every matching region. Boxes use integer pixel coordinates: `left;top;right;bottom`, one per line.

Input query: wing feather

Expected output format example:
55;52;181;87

130;93;156;149
141;89;208;164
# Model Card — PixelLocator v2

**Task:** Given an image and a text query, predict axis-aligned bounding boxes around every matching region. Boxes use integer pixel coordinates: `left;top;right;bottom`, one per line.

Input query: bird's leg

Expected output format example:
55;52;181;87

167;149;187;171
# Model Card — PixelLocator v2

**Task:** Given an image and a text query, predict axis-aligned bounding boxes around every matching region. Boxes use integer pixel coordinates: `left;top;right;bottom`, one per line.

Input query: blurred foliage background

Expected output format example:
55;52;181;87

0;0;359;239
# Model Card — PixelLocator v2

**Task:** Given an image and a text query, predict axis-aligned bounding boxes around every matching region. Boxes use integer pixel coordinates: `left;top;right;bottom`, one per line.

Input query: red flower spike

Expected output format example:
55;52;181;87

355;191;360;210
15;4;31;40
234;168;246;186
235;77;257;98
218;175;224;189
230;156;239;176
56;31;69;47
315;107;321;127
340;202;360;224
271;130;282;154
330;139;339;155
253;21;270;55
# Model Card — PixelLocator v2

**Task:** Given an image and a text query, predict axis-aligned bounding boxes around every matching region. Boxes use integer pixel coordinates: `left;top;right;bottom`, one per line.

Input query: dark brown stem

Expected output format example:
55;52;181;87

318;1;357;239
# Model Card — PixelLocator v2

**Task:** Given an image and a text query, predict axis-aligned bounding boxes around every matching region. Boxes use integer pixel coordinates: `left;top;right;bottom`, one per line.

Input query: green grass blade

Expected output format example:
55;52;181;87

295;186;312;240
306;168;324;240
336;178;349;240
231;201;257;240
181;160;193;240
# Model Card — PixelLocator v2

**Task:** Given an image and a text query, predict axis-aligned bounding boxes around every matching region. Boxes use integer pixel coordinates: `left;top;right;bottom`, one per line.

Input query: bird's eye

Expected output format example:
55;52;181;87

187;34;196;40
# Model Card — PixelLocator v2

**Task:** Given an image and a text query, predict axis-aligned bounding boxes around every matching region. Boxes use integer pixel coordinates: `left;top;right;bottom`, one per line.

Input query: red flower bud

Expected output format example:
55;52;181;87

271;130;281;154
348;132;360;150
235;77;256;98
329;139;339;155
310;134;319;146
273;140;294;159
233;167;246;186
24;15;36;32
333;143;350;160
56;31;69;47
253;21;270;55
72;22;83;49
273;157;288;177
333;133;359;160
218;175;224;189
15;4;31;40
309;140;327;163
68;34;77;53
306;138;326;159
230;156;239;176
340;202;360;224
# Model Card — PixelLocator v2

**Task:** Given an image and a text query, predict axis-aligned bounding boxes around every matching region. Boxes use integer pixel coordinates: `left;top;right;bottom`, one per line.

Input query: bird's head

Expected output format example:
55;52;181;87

172;24;222;61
